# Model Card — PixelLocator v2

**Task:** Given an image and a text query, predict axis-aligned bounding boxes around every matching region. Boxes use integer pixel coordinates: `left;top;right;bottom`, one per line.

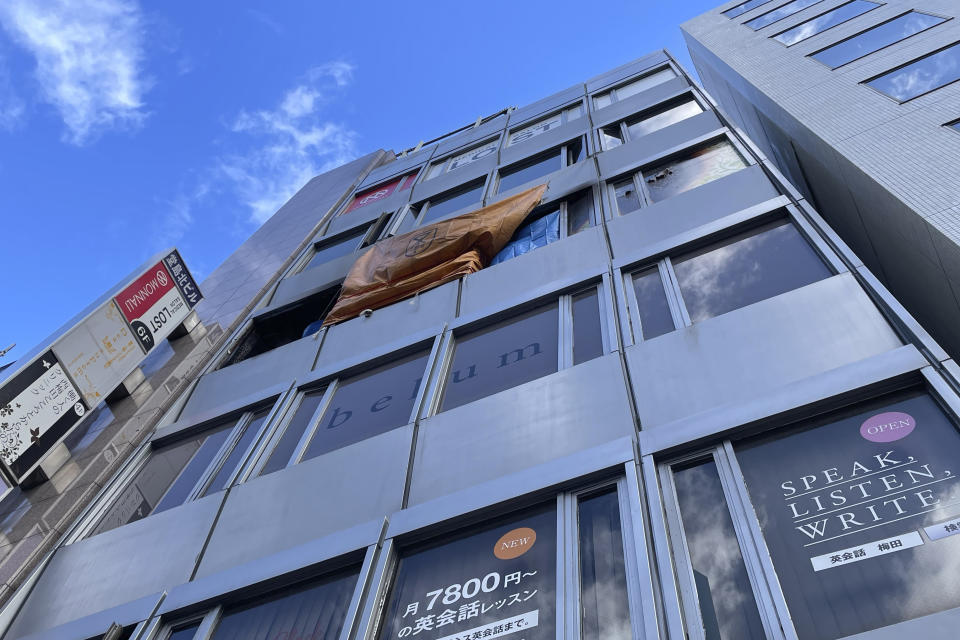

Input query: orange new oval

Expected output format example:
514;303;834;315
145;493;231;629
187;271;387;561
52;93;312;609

494;527;537;560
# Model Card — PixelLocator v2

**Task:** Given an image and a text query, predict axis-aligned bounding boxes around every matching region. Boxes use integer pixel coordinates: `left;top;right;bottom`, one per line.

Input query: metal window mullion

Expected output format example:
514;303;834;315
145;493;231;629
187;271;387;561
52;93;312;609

721;441;800;640
554;493;572;640
190;606;223;640
241;382;299;479
614;268;639;348
641;455;688;640
617;471;659;640
354;538;398;640
714;444;790;640
559;294;574;370
420;329;456;418
222;396;287;489
619;121;630;144
559;200;570;239
339;542;383;640
291;382;339;466
132;616;161;640
633;171;653;209
188;413;251;501
407;331;447;424
659;258;690;329
597;274;616;354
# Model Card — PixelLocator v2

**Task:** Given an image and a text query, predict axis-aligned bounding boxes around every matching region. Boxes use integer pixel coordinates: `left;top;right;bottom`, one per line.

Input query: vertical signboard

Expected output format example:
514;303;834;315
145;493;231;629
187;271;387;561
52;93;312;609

0;351;87;479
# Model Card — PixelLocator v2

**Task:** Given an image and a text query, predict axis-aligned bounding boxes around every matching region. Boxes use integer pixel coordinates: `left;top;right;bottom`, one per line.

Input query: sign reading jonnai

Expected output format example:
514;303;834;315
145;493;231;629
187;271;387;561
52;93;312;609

379;505;556;640
735;392;960;640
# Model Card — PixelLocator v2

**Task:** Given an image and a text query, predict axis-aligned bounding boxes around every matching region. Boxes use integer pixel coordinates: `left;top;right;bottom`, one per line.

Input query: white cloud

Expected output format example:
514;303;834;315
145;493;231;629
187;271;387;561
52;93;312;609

220;62;359;224
0;56;24;130
0;0;149;144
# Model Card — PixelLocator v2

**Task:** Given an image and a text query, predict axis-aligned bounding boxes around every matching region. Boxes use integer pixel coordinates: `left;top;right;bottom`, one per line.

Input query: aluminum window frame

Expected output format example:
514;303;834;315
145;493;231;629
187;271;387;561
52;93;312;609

769;0;883;47
591;63;679;110
596;90;708;151
292;214;392;276
807;10;951;70
861;40;960;103
398;176;492;232
494;135;586;195
421;136;502;183
505;100;586;149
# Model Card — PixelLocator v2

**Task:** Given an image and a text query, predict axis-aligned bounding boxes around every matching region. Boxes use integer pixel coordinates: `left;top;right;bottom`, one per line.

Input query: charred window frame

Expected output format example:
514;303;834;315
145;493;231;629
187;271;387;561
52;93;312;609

592;65;678;110
597;92;707;151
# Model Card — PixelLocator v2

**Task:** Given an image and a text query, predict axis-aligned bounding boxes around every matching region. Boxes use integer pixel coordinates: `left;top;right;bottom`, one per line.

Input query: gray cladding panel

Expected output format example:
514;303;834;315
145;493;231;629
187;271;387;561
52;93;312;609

314;281;457;370
411;156;495;204
408;353;635;505
194;426;410;578
434;115;507;157
507;85;585;127
7;496;222;638
182;336;319;419
270;253;353;311
459;226;608;318
592;77;692;128
499;119;590;167
358;147;435;189
596;110;725;179
492;157;598;204
627;273;902;427
586;51;671;93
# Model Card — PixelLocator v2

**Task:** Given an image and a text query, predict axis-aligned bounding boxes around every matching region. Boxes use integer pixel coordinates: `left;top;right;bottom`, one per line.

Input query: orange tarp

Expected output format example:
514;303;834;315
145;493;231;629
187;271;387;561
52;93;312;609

323;183;548;326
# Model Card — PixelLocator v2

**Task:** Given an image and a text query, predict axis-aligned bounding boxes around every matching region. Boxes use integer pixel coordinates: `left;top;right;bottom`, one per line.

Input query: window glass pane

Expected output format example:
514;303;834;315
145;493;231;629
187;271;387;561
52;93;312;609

631;268;675;340
211;571;359;640
421;183;485;224
490;209;561;266
600;126;624;151
566;190;594;236
613;178;641;215
377;504;557;640
724;0;774;18
567;137;585;165
167;625;199;640
498;150;562;194
811;12;947;69
305;229;367;270
153;425;234;514
594;92;613;110
260;390;326;476
735;391;960;639
673;459;767;640
301;350;429;461
774;1;880;46
865;42;960;102
441;304;559;412
579;489;631;640
673;220;831;322
202;409;270;496
508;114;562;146
952;121;960;133
425;162;445;180
564;103;583;120
747;0;823;30
642;140;746;203
626;99;704;139
614;68;677;100
573;288;604;365
447;140;499;172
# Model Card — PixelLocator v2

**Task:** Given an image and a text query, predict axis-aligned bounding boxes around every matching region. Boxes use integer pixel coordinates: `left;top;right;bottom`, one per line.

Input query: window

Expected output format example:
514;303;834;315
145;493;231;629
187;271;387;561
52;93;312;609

92;406;273;535
439;287;605;412
490;190;597;266
416;180;486;225
497;137;584;194
599;95;705;151
593;67;677;109
507;103;584;147
424;139;500;180
376;483;636;640
625;219;832;340
724;0;774;18
609;139;747;214
772;0;880;46
746;0;824;30
810;12;948;69
864;42;960;102
258;349;430;474
342;172;418;215
221;286;341;366
300;225;377;272
949;119;960;133
661;390;960;640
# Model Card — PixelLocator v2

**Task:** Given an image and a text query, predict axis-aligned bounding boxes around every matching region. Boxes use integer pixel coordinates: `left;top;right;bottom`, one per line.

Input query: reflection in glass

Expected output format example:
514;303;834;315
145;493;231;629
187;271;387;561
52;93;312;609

631;269;675;340
302;350;429;461
499;150;561;194
167;624;199;640
567;190;594;235
747;0;823;30
565;103;583;120
600;126;624;151
626;99;703;139
573;288;604;365
441;303;558;411
952;121;960;133
202;409;270;496
673;220;831;322
211;571;359;640
153;425;234;514
378;504;557;640
615;68;677;100
579;489;631;640
642;140;746;203
305;228;367;270
567;137;586;165
735;392;960;639
613;178;641;215
724;0;774;18
774;0;880;46
811;12;947;69
673;460;766;640
865;42;960;102
260;389;325;476
421;183;485;223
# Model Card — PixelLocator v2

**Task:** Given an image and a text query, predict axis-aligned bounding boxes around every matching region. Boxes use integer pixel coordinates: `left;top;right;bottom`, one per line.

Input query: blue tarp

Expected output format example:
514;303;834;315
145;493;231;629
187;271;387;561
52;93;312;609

490;210;560;266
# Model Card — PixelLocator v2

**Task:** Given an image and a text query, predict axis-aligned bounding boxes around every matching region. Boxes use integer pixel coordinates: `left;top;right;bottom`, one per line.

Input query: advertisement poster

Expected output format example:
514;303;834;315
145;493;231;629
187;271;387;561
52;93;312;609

508;115;562;147
0;350;87;479
113;257;192;352
343;173;418;214
379;505;556;640
736;391;960;639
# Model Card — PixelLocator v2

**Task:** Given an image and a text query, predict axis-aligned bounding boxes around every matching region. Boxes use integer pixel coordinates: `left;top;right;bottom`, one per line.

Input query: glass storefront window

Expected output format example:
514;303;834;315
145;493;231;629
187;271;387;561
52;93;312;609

641;140;747;203
735;391;960;639
810;12;947;69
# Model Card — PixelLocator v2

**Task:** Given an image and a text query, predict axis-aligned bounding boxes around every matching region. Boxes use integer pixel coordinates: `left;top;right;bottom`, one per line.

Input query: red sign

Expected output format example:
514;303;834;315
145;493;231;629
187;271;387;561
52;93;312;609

342;171;418;215
115;262;175;323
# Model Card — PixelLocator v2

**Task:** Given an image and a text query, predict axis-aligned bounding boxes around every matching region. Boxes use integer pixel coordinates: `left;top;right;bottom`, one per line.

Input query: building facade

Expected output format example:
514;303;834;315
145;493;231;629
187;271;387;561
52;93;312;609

682;0;960;359
2;50;960;640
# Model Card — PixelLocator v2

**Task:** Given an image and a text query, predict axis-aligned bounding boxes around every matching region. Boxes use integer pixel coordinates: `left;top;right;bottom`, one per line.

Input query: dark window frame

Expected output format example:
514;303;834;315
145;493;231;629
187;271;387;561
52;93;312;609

861;40;960;103
769;0;882;47
807;10;950;69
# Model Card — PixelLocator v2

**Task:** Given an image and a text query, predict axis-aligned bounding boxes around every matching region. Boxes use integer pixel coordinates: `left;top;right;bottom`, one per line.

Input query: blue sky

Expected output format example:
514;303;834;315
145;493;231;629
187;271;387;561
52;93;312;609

0;0;721;363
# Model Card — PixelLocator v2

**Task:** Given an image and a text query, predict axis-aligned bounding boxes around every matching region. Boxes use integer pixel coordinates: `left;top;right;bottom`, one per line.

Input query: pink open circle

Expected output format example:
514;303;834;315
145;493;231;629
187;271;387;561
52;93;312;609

860;411;915;442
